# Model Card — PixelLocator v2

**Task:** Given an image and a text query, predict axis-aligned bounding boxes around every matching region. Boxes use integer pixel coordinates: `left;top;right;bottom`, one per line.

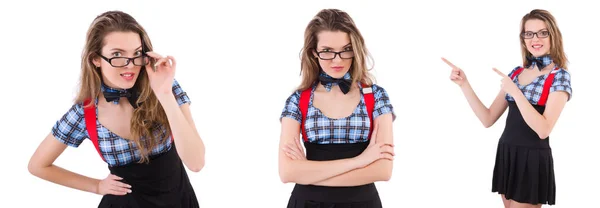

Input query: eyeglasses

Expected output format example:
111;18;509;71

315;49;355;60
97;53;149;67
521;30;550;39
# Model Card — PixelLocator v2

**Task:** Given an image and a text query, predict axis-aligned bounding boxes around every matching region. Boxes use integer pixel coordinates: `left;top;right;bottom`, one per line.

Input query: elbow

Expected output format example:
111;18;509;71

482;120;493;128
27;160;42;177
187;158;205;173
379;161;393;181
278;168;293;184
537;127;551;140
538;132;549;140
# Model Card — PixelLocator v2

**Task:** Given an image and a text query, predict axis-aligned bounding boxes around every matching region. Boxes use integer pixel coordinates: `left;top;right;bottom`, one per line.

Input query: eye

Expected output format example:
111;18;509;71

540;31;550;36
134;51;142;56
111;52;122;57
344;47;352;51
321;48;331;52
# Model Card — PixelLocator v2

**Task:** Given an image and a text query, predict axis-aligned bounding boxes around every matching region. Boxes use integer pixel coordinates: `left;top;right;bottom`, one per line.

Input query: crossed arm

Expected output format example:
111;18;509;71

278;113;394;186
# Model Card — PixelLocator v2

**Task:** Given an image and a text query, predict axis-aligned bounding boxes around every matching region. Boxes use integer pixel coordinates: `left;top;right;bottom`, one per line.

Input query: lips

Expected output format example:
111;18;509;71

532;44;543;49
120;72;135;81
332;66;344;71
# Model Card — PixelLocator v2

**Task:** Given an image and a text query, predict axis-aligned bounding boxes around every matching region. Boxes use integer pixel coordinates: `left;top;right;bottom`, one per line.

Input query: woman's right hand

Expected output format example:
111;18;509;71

354;125;394;168
442;57;468;87
96;174;132;195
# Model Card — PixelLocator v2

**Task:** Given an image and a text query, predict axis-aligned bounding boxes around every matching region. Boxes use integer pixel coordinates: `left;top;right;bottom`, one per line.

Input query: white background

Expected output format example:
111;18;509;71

1;0;598;207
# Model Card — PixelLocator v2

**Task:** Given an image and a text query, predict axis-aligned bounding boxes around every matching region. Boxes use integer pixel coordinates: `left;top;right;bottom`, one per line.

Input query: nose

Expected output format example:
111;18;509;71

331;54;343;63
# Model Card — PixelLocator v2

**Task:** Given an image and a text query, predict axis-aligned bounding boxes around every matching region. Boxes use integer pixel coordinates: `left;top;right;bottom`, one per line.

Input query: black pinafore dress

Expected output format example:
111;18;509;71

492;67;559;205
83;100;199;208
286;85;383;208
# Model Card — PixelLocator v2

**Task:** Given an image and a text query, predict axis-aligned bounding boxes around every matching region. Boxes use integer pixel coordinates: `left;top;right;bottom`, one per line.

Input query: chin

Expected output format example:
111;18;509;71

324;70;350;79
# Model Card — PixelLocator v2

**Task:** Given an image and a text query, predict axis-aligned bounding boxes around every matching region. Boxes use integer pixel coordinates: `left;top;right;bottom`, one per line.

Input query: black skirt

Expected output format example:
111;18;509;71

98;144;199;208
287;142;382;208
492;102;556;205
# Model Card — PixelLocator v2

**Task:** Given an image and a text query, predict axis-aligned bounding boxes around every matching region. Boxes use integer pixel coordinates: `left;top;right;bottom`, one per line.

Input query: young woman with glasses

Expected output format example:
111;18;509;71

443;9;571;208
278;8;396;208
27;11;204;207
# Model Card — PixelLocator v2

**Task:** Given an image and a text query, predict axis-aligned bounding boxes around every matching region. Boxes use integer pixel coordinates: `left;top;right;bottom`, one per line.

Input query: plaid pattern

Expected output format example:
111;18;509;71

51;79;191;167
506;66;572;104
280;83;395;144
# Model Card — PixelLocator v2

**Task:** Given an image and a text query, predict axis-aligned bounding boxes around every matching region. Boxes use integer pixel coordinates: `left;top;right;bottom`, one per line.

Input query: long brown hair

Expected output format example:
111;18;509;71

75;11;170;163
519;9;568;70
298;9;374;91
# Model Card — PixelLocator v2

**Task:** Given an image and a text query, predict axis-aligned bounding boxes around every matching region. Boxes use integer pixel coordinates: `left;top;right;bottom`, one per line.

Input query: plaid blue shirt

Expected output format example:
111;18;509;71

51;79;191;167
505;66;572;104
280;83;395;144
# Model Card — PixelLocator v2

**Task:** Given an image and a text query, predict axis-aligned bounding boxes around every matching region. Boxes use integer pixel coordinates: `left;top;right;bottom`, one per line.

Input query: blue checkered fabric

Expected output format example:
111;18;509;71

280;83;395;144
505;66;572;104
51;79;190;167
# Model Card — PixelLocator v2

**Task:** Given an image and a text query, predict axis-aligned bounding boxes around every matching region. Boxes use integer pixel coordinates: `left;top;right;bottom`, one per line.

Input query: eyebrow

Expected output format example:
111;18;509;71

109;46;142;52
525;28;549;32
320;43;352;50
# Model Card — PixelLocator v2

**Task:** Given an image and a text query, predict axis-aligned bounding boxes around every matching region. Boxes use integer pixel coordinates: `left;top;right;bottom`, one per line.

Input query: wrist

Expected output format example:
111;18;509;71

459;81;471;91
155;92;175;103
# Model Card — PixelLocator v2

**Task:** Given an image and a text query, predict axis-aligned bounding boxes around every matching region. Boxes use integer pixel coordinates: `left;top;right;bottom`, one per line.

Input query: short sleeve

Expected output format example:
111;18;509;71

280;90;302;123
507;66;522;79
371;84;396;121
51;103;88;147
549;69;572;101
172;79;191;106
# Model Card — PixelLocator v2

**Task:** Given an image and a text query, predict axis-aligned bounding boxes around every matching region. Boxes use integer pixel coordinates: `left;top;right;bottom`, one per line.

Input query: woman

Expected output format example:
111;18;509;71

279;8;396;208
27;11;204;207
443;9;571;208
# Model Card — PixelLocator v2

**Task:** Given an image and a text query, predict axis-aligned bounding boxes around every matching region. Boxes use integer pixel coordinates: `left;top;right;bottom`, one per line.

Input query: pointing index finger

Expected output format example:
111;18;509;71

492;68;506;77
441;57;459;69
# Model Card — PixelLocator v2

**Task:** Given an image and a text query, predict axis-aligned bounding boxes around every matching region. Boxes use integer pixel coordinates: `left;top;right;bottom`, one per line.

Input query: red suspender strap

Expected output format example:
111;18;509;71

83;99;105;161
362;84;375;140
299;88;311;142
537;67;559;106
510;67;525;80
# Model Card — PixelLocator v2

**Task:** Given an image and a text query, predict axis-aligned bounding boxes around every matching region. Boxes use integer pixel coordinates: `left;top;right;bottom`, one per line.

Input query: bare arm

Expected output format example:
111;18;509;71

278;117;363;185
312;113;394;186
511;91;569;139
158;97;205;172
460;83;508;128
442;58;508;128
28;134;101;194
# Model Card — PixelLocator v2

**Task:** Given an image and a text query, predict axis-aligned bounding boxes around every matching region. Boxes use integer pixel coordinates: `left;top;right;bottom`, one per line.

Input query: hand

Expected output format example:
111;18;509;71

145;51;176;96
492;68;521;96
441;57;468;87
283;136;306;160
354;124;394;168
96;174;132;196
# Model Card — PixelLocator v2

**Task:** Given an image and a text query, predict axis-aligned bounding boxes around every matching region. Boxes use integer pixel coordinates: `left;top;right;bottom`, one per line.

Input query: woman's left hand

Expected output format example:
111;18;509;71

145;51;176;97
493;68;521;97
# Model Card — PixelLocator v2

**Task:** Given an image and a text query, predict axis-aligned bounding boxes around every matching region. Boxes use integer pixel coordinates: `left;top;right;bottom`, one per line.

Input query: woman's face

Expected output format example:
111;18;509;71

522;19;551;57
94;31;148;89
314;30;354;78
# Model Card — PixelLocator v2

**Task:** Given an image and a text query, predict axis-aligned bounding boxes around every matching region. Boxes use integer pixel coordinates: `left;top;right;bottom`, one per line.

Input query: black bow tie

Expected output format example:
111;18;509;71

103;90;140;108
526;56;551;71
319;76;352;94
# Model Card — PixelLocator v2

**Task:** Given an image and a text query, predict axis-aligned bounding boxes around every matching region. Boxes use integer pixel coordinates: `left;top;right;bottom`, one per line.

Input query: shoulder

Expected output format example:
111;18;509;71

507;66;524;77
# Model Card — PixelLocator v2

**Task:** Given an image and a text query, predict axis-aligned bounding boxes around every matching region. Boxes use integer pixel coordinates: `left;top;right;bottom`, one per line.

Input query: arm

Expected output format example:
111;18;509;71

158;96;205;172
278;117;363;185
28;133;101;194
460;83;508;128
511;91;569;139
312;113;394;186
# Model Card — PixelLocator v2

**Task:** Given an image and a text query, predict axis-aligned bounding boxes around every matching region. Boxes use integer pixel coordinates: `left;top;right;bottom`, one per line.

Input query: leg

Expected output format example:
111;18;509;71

508;199;542;208
501;194;510;208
